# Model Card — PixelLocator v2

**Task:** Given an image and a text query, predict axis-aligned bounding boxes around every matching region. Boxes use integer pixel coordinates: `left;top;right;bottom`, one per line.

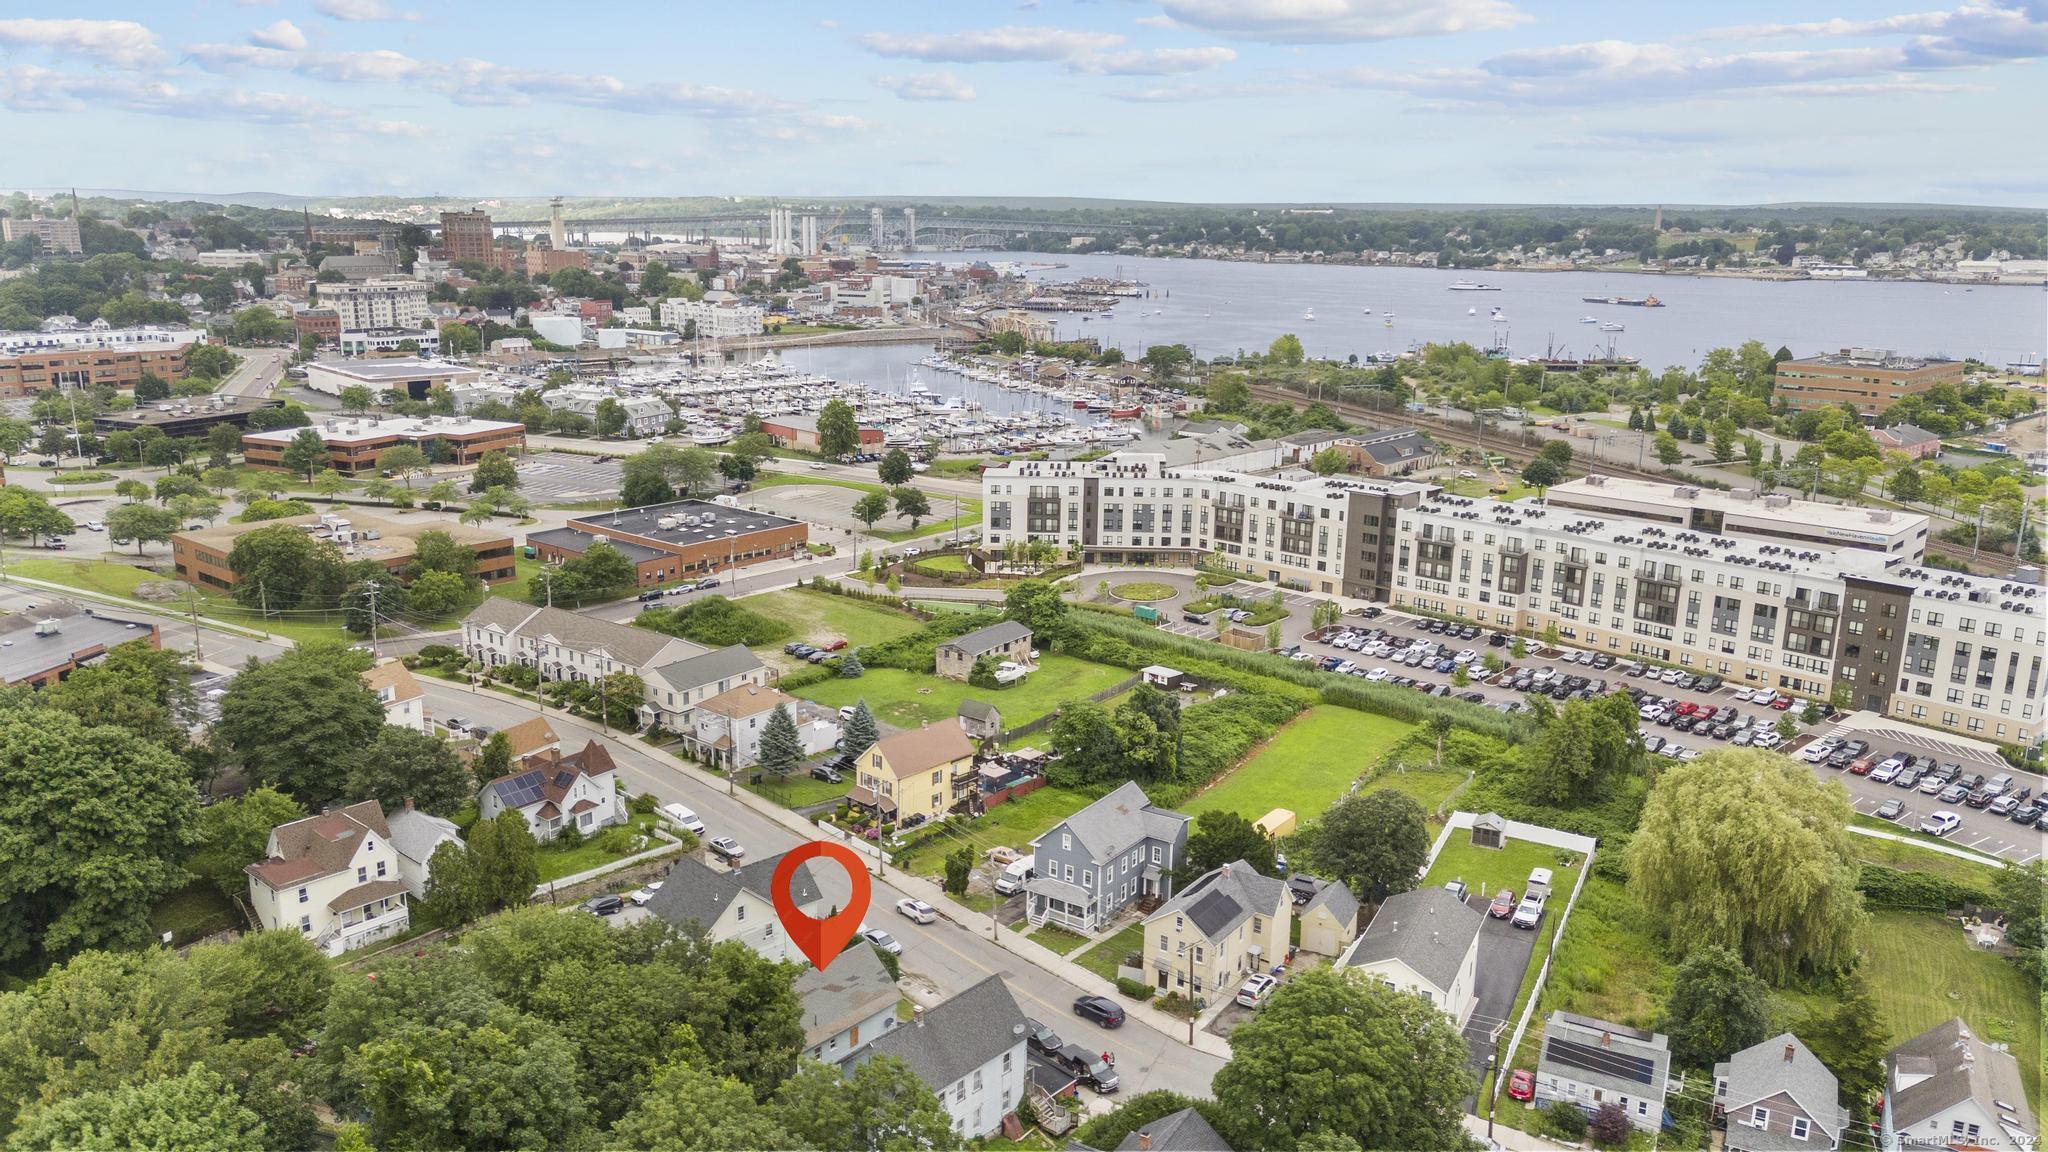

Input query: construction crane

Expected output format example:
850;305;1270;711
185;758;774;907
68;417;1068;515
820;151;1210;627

822;205;849;250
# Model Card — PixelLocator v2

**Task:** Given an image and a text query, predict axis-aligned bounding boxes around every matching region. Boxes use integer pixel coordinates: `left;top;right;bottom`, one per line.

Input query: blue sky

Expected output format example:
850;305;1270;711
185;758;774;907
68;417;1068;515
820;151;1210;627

1;2;2044;205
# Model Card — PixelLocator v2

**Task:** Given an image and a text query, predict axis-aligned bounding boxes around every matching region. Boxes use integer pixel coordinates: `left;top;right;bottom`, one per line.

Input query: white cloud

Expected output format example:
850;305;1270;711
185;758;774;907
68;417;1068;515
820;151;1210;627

1109;79;1293;101
0;63;378;128
0;18;162;69
1153;0;1530;43
248;19;307;50
312;0;421;23
856;25;1124;62
1697;2;2048;65
876;71;977;101
1070;46;1237;74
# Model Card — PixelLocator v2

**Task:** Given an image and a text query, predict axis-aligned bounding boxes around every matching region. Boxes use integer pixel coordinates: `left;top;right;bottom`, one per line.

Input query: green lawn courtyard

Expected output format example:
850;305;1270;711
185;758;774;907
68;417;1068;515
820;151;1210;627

1854;911;2042;1111
744;772;852;810
798;655;1131;732
1074;923;1147;982
533;813;676;883
1181;707;1415;821
1027;922;1093;956
738;588;926;648
888;784;1106;876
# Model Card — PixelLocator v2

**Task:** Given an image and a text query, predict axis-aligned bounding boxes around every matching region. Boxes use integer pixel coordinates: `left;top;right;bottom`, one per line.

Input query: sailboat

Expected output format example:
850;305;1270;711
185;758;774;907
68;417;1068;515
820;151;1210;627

1468;307;1477;316
1302;307;1315;321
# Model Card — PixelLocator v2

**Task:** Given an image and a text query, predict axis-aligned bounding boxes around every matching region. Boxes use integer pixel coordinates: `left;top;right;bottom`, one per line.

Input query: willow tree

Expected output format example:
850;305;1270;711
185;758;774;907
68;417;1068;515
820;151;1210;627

1628;750;1864;983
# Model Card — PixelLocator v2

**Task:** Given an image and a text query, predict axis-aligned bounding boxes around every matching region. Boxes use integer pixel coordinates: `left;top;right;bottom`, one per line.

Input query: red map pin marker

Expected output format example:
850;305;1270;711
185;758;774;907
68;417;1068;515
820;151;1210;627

772;841;872;971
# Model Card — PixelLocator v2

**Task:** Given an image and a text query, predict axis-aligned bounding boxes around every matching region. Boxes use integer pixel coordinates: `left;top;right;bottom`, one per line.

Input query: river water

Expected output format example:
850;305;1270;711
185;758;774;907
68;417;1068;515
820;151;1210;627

778;252;2046;404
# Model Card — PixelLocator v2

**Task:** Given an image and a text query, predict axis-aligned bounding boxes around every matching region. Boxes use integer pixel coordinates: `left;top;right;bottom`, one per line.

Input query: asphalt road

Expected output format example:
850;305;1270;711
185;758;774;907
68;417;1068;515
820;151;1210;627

218;348;287;398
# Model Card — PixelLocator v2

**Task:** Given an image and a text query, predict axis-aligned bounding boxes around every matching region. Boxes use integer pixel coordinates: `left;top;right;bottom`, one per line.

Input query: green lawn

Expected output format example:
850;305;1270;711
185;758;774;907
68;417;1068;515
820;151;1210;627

1424;835;1584;913
1528;874;1674;1032
739;588;924;648
1850;825;2009;889
151;882;240;945
913;553;974;574
1028;922;1094;956
798;655;1131;732
3;557;345;644
534;813;673;883
890;785;1105;875
1111;582;1176;602
1075;923;1146;982
744;772;852;809
1856;911;2043;1111
1182;707;1416;821
1361;765;1470;817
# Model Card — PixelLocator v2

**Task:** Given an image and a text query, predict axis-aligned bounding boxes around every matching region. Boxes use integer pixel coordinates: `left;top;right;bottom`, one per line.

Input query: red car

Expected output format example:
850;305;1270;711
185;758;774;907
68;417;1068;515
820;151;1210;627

1488;889;1516;918
1848;757;1876;776
1507;1070;1535;1101
821;639;849;652
1771;696;1795;710
1674;702;1698;716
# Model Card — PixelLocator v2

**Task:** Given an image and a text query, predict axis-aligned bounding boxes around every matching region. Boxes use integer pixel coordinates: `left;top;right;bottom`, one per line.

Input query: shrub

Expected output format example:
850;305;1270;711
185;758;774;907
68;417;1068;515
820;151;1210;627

553;823;584;848
1542;1103;1588;1141
592;825;635;854
629;792;657;815
1115;977;1156;1001
1155;992;1198;1018
417;643;462;662
636;595;792;646
1857;864;1995;911
1588;1102;1632;1147
857;608;1002;672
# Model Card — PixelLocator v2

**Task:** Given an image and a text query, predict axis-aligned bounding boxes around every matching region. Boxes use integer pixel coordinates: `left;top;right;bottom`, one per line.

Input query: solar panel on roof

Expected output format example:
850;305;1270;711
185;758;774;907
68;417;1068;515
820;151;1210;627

1548;1038;1656;1086
494;769;547;809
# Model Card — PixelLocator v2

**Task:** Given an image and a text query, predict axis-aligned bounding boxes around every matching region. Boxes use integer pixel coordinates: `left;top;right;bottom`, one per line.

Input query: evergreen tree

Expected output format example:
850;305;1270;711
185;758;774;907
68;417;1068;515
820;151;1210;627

758;704;804;777
837;650;865;678
842;701;879;754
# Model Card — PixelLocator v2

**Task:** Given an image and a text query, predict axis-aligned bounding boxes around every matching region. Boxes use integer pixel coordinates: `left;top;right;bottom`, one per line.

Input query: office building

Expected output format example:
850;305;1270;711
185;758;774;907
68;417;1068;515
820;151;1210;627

192;249;267;269
0;325;206;398
339;327;440;357
439;209;494;265
94;393;285;438
1;215;83;254
241;414;525;476
174;512;515;592
0;600;161;688
322;279;430;331
303;357;481;401
295;307;341;345
1774;349;1966;416
529;499;807;584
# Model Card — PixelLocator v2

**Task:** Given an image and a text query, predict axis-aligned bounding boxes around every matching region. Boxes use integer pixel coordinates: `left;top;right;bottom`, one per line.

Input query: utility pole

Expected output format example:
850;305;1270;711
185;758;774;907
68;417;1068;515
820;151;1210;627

365;581;381;660
1185;939;1196;1045
258;581;271;640
187;586;204;663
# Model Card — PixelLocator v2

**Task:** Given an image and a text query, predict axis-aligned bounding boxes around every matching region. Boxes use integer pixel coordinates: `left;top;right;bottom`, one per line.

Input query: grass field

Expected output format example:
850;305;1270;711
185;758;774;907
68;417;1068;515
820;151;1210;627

744;772;851;809
798;655;1131;731
913;553;974;574
1850;826;2009;889
1854;911;2042;1111
890;785;1105;875
2;557;345;643
1361;764;1470;817
1182;708;1416;821
754;470;982;542
151;882;240;945
738;588;925;647
1111;582;1177;602
1075;923;1146;982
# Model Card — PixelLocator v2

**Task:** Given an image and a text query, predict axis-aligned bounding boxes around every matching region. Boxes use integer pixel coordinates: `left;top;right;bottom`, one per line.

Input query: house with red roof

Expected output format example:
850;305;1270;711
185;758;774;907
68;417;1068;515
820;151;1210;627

476;740;624;843
245;801;412;956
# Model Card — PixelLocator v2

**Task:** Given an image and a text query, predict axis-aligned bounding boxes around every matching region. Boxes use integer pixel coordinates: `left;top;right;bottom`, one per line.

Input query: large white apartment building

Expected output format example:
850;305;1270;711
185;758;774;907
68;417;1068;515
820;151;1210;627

321;278;431;331
659;297;764;338
980;448;2045;745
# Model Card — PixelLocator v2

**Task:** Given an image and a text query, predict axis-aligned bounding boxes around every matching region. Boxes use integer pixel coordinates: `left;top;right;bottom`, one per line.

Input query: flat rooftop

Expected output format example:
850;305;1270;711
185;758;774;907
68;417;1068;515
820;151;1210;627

243;414;524;445
1784;349;1959;370
96;395;284;428
306;357;482;382
1546;475;1928;545
569;499;800;544
176;512;511;565
0;601;158;685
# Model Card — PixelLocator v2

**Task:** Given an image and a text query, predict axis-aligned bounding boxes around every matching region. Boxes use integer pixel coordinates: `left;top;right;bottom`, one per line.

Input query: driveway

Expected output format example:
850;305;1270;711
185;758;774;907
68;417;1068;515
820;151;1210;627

1461;897;1538;1074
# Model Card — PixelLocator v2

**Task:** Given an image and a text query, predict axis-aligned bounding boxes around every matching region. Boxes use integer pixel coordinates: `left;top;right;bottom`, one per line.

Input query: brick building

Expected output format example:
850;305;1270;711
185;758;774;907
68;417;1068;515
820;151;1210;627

295;308;341;346
0;326;204;399
760;412;886;454
527;500;807;586
439;209;494;265
241;414;524;476
1;215;83;254
1774;349;1966;416
173;512;515;593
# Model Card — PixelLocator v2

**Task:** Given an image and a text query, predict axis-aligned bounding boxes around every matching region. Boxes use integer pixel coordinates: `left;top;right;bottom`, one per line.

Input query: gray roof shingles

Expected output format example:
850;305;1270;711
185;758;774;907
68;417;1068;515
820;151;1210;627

860;975;1026;1092
794;944;899;1050
1715;1034;1844;1145
1115;1107;1233;1152
1886;1018;2037;1137
939;620;1033;656
1346;886;1484;993
1147;861;1287;943
645;851;825;932
1036;781;1190;865
653;644;766;694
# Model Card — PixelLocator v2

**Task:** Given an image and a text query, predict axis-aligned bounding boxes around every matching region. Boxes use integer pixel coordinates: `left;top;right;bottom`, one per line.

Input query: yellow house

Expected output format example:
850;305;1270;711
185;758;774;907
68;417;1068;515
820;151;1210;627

848;723;977;825
1141;860;1291;998
1297;877;1361;957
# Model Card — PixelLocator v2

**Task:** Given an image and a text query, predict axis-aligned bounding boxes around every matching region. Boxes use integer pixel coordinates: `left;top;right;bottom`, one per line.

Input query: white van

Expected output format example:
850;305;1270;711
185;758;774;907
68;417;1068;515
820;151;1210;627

1526;867;1554;897
993;855;1035;895
661;803;706;835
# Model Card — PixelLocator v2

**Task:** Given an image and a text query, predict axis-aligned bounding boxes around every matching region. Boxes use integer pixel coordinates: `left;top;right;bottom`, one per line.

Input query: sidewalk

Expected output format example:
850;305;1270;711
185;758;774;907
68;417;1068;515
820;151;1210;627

442;676;1234;1060
1463;1112;1575;1152
1847;822;2009;868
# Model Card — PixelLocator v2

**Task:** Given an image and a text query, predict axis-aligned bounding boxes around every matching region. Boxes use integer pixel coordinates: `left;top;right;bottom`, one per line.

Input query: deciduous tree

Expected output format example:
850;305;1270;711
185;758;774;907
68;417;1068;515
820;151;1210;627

105;500;179;555
279;427;329;479
1309;790;1429;905
214;644;383;807
607;1061;794;1151
771;1055;956;1152
186;787;306;898
814;399;859;458
1628;750;1864;982
891;485;931;530
471;449;519;492
851;491;889;530
1211;967;1471;1151
8;1065;269;1152
877;448;914;485
1662;945;1771;1067
1184;809;1276;878
347;726;474;816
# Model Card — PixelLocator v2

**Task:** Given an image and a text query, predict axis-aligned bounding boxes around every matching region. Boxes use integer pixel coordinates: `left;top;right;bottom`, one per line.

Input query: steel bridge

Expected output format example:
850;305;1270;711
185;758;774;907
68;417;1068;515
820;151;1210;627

275;212;1129;250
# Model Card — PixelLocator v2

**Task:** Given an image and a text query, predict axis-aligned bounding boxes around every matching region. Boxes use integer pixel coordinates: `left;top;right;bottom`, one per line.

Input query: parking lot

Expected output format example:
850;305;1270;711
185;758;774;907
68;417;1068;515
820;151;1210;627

1302;609;2043;864
514;452;623;504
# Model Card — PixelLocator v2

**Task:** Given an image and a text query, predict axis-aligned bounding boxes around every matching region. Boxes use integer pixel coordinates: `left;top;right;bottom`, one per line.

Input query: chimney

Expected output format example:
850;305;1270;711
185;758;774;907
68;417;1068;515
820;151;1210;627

1138;1133;1153;1151
1784;1043;1796;1064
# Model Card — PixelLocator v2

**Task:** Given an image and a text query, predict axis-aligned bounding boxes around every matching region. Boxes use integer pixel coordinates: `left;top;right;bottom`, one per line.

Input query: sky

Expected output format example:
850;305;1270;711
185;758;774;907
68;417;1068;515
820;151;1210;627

1;1;2044;206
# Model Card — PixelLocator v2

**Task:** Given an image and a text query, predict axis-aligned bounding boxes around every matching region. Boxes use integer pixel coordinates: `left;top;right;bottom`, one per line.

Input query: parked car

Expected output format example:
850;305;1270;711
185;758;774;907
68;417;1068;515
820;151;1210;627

895;898;938;925
1488;888;1517;918
708;836;745;862
1510;893;1547;929
1053;1044;1121;1094
1024;1018;1063;1057
1919;810;1962;838
861;926;902;955
2009;802;2042;825
1507;1070;1536;1102
1874;798;1905;821
1236;973;1279;1008
637;590;665;602
1072;996;1125;1028
1894;766;1924;789
661;804;706;835
582;894;624;916
628;881;665;906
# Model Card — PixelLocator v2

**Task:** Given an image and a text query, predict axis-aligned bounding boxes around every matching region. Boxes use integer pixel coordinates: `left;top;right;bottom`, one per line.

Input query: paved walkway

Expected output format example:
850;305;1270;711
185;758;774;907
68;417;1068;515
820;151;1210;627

1846;822;2010;868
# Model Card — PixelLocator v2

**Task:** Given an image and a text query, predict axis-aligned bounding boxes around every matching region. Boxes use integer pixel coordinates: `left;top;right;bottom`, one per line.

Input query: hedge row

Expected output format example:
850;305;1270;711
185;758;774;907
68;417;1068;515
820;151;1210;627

1857;864;1996;912
857;608;1004;672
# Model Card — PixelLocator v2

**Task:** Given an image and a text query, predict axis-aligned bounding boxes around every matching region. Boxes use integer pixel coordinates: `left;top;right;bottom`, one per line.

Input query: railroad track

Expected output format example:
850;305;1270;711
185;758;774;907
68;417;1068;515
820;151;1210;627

1245;382;2025;577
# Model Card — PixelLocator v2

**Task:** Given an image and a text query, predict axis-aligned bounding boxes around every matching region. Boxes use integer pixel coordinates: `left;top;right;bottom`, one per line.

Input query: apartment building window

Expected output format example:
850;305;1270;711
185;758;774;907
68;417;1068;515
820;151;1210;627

297;887;308;904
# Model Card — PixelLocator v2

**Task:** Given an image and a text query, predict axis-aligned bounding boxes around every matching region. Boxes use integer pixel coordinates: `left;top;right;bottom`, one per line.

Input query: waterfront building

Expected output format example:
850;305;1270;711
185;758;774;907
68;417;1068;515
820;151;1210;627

659;297;765;338
1546;476;1928;561
1774;349;1966;416
339;327;440;357
302;357;481;401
